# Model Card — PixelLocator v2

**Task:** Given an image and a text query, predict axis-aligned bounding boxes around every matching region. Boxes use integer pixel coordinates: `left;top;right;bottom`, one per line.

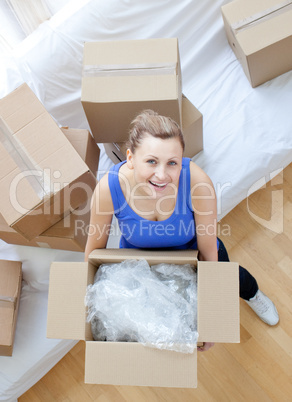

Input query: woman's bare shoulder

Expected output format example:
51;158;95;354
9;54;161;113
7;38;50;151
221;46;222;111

189;160;213;186
95;172;110;194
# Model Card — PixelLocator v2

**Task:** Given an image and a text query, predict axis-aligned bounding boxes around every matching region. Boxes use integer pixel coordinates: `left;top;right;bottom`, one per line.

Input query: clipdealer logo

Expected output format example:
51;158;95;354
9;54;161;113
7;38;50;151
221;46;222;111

9;168;94;215
246;168;284;234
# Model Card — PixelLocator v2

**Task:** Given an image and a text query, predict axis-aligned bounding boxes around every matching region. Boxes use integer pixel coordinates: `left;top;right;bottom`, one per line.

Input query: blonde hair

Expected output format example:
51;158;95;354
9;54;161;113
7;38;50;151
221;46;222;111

127;110;185;153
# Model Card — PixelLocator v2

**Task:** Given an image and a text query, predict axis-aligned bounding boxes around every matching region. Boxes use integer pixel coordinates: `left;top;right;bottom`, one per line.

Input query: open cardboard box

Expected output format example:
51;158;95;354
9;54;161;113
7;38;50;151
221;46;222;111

221;0;292;87
81;38;182;143
0;260;22;356
47;249;240;388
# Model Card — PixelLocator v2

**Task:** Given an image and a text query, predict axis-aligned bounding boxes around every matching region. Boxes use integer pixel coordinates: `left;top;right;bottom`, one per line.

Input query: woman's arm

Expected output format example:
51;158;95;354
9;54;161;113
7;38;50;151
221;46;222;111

190;162;218;262
84;173;114;261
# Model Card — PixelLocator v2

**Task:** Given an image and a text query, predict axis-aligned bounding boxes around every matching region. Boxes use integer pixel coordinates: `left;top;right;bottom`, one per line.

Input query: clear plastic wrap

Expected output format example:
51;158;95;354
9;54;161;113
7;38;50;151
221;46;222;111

84;259;198;353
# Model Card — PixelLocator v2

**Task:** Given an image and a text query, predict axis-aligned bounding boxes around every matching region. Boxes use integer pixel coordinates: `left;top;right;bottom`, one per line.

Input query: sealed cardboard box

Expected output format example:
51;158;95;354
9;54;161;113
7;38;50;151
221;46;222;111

81;38;182;143
61;127;100;178
0;125;97;251
0;202;90;251
221;0;292;87
104;94;203;163
0;84;97;240
0;260;22;356
47;249;240;388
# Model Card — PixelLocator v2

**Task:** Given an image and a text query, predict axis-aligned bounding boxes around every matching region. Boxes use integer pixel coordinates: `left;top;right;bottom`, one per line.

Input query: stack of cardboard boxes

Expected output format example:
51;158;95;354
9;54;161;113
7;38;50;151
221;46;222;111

0;84;100;252
0;83;101;355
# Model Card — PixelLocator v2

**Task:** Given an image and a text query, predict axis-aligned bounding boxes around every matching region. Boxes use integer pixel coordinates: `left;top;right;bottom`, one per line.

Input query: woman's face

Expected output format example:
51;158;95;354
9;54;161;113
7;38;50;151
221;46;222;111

126;133;183;199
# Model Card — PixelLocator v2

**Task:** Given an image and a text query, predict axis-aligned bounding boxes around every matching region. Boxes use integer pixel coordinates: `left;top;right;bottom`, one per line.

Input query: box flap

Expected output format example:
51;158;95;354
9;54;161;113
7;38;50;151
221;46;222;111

61;127;100;177
47;262;95;340
85;341;197;388
181;95;203;158
61;127;88;160
89;248;198;267
197;262;240;343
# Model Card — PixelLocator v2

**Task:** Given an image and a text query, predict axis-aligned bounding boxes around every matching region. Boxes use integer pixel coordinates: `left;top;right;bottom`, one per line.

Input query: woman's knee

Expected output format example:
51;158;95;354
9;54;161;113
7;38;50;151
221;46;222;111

217;237;230;262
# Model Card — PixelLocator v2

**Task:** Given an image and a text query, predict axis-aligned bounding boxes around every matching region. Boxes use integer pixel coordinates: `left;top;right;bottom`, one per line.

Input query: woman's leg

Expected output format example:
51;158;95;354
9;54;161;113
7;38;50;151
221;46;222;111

217;237;279;325
217;237;258;300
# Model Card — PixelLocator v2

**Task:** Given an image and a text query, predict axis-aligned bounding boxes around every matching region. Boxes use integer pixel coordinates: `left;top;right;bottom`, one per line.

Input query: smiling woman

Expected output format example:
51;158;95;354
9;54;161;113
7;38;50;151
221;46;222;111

84;109;279;340
125;133;182;202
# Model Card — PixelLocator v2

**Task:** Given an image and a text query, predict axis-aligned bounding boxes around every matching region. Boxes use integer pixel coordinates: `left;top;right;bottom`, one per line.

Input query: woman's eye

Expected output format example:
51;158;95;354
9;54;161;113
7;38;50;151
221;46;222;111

168;161;177;166
147;159;156;164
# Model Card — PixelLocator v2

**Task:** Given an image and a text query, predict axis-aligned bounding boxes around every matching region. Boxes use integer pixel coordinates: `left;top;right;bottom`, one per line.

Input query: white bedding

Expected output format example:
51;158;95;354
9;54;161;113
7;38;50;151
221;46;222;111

0;0;291;400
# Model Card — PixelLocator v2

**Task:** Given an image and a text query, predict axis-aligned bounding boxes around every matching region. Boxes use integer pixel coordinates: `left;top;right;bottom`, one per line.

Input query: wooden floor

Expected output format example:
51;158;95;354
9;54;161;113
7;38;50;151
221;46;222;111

19;163;292;402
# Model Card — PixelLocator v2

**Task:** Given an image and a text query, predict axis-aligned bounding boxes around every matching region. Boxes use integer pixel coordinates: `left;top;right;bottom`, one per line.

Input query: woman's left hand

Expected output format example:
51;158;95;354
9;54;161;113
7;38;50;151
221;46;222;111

197;342;215;352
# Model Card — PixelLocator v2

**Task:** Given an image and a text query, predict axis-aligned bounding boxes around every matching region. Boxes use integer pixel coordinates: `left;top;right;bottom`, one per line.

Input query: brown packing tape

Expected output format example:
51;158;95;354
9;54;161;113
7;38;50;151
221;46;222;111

0;117;51;199
82;62;177;77
231;0;292;35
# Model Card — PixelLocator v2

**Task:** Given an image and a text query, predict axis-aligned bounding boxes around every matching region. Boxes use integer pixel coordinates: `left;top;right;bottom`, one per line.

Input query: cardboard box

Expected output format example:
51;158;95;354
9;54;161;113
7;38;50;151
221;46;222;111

104;95;203;163
0;201;90;251
0;125;96;251
47;249;240;388
103;142;127;164
81;38;182;143
0;84;97;240
61;127;100;178
0;260;22;356
181;95;203;158
221;0;292;87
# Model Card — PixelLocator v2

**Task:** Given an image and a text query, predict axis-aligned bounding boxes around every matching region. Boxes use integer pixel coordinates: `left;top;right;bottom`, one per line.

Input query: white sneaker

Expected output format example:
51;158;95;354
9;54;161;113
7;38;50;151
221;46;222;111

245;290;279;326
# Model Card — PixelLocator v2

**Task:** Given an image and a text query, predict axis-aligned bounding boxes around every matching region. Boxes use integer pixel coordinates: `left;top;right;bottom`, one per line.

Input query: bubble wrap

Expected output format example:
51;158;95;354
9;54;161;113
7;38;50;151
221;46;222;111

85;259;198;353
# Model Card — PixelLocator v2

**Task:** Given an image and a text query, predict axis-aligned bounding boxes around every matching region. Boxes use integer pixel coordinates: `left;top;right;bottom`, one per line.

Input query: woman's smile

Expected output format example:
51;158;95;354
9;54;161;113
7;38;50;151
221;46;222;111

148;180;168;190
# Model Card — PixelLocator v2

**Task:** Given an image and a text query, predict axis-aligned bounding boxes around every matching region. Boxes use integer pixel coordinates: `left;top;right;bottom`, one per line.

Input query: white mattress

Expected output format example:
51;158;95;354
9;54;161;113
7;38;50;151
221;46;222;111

0;0;291;400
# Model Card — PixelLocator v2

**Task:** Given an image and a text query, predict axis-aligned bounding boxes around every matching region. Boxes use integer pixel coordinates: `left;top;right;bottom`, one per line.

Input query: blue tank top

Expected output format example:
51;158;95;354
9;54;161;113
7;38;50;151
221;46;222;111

108;157;200;250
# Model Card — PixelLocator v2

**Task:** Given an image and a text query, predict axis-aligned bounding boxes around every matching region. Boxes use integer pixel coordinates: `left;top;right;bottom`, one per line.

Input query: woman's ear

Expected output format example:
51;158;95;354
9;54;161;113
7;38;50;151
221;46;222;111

126;149;134;169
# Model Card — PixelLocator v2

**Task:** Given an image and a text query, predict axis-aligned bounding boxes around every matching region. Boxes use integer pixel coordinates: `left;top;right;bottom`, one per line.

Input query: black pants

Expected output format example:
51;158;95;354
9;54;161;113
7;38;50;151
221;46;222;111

217;238;258;300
